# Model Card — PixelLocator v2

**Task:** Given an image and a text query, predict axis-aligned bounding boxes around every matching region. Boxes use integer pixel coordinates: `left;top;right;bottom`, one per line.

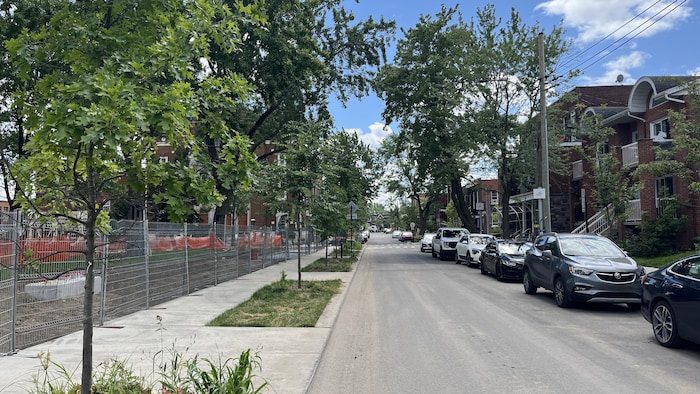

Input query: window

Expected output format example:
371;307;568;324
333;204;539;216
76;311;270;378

651;118;671;141
656;176;674;198
490;191;499;206
670;257;700;280
159;156;169;163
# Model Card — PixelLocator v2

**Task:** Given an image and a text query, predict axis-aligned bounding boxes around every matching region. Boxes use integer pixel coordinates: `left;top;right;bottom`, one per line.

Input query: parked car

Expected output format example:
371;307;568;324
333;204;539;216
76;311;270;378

432;227;469;260
392;230;402;239
420;233;436;253
641;255;700;347
399;231;414;242
360;230;370;243
455;233;496;266
368;225;378;232
480;239;530;281
522;233;644;309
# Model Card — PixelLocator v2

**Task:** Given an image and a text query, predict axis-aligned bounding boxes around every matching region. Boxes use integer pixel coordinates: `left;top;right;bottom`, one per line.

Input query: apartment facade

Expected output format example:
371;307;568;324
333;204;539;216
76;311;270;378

559;76;700;250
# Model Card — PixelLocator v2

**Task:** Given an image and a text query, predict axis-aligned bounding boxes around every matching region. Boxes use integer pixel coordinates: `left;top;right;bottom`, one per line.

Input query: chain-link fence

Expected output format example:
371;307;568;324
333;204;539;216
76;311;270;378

0;212;323;355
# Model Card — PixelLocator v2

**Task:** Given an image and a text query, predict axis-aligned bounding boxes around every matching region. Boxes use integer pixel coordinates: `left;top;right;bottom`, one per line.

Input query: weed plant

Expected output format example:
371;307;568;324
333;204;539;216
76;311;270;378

29;316;268;393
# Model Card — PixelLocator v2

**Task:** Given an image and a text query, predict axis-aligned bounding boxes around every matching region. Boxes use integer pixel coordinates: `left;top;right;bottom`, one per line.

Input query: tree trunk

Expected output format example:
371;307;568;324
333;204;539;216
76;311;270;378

418;199;433;234
297;211;302;289
451;178;475;232
81;212;97;394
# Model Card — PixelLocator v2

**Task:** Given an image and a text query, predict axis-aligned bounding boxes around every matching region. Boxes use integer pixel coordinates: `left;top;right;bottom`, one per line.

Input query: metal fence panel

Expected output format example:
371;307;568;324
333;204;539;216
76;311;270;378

0;213;323;354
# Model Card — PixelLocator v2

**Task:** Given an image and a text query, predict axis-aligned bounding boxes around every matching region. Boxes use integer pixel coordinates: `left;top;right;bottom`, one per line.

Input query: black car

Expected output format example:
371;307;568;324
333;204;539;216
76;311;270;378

641;255;700;347
479;239;530;281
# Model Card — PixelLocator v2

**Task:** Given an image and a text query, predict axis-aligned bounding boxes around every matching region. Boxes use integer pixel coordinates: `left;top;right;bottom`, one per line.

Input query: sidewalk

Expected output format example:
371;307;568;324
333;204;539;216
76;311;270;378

0;247;358;393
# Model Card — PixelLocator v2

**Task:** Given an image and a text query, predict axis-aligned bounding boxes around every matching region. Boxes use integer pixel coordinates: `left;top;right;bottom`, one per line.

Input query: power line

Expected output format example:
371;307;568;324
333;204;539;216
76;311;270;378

556;0;664;71
555;0;687;79
576;0;686;74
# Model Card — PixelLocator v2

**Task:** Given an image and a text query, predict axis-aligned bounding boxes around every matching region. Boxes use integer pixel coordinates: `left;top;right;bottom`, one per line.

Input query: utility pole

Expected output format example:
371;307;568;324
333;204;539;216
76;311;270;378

538;32;552;232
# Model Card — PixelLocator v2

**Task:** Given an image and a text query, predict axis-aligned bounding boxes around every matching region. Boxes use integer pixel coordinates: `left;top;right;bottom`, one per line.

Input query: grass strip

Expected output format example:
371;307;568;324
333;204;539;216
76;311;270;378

207;278;342;327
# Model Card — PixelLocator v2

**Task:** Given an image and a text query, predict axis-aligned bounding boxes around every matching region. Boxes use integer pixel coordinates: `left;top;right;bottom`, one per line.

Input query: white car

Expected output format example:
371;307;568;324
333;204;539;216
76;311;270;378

455;233;496;266
392;230;402;239
420;233;436;253
431;227;469;260
368;225;378;232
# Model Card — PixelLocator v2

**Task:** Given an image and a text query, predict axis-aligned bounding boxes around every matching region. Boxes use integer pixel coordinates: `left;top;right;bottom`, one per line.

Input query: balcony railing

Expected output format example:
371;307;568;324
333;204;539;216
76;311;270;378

625;199;641;223
572;160;583;180
621;142;638;167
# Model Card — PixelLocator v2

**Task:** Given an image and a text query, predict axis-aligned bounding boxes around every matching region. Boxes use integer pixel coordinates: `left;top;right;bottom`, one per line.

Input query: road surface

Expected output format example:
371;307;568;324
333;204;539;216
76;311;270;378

307;232;700;394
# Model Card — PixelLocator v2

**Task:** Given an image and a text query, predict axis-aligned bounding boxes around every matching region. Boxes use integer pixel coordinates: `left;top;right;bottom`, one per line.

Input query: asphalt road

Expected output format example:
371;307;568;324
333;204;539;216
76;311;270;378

307;232;700;394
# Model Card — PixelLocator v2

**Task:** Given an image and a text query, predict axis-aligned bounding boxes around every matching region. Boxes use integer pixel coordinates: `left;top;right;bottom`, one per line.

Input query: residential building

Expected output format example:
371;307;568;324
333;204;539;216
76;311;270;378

555;76;700;251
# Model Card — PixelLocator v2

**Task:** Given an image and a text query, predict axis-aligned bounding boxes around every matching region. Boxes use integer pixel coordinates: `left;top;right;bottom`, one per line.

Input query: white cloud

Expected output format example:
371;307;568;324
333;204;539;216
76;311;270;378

350;122;393;150
536;0;692;43
579;50;648;85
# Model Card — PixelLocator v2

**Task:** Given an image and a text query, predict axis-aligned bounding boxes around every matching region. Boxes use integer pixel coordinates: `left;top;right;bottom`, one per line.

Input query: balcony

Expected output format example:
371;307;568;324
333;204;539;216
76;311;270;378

572;160;583;180
625;199;641;224
621;142;638;167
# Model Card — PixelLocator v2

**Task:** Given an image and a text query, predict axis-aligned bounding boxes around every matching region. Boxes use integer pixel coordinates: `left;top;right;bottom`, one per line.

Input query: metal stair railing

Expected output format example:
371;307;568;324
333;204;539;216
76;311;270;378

572;204;614;235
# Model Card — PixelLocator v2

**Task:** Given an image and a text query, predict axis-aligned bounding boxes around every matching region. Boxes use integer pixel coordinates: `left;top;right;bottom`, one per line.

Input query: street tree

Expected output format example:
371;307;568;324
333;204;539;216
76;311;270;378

6;1;257;391
379;133;443;234
376;6;480;231
203;0;395;223
0;0;66;210
258;121;326;288
472;5;575;238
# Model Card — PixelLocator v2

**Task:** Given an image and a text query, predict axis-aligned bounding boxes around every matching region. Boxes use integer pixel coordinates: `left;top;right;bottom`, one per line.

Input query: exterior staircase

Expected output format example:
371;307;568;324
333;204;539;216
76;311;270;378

571;205;615;236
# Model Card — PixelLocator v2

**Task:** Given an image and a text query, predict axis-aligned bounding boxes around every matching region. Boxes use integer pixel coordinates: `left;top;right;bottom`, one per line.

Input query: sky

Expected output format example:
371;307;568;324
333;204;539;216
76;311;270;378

331;0;699;153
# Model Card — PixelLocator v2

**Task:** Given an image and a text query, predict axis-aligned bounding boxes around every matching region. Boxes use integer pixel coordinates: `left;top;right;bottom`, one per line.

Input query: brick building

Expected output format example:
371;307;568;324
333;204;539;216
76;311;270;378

556;76;700;250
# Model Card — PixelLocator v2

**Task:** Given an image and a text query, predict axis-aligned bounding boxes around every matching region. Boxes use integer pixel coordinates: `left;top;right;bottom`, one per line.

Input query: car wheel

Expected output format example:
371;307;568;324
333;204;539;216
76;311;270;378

432;249;437;258
652;301;683;348
523;269;537;294
465;254;472;267
496;263;503;281
553;277;572;308
480;260;488;275
454;252;460;264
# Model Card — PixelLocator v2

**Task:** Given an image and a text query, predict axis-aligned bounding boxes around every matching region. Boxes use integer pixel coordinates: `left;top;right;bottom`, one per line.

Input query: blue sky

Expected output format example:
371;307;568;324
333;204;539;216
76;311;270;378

331;0;698;150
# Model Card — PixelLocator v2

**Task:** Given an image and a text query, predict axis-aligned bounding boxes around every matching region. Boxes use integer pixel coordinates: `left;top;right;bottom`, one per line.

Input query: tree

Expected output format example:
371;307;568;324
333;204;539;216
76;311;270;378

201;0;395;223
472;6;575;237
379;133;442;234
6;1;258;391
376;6;479;231
0;0;66;210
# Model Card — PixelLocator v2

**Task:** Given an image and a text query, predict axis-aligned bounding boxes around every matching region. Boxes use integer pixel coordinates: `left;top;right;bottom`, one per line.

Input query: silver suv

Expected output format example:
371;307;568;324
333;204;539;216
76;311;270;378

523;233;644;309
432;227;469;260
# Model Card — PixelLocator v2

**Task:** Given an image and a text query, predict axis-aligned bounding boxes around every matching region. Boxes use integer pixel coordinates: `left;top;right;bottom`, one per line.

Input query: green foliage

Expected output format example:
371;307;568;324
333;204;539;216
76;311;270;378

32;351;151;393
624;201;687;258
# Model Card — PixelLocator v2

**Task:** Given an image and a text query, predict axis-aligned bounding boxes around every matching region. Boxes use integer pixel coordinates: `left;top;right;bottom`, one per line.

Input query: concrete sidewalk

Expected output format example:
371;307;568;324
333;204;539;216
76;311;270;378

0;248;357;393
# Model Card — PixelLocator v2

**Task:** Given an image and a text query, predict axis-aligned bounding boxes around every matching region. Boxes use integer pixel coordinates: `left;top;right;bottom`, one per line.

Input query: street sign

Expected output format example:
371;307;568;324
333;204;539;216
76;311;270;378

533;187;546;199
347;201;358;220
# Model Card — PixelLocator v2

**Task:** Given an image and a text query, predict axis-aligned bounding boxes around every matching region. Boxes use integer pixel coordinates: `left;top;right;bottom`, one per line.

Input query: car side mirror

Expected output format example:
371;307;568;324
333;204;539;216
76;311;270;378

542;250;553;258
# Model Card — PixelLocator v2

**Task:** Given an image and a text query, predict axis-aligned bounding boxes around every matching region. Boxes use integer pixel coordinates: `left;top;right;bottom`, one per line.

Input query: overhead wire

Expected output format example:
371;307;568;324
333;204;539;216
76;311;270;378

556;0;664;71
551;0;687;83
575;0;687;74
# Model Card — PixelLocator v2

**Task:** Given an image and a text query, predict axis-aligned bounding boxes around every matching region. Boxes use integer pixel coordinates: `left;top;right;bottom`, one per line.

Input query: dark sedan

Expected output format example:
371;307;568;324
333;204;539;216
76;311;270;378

480;239;530;281
641;255;700;347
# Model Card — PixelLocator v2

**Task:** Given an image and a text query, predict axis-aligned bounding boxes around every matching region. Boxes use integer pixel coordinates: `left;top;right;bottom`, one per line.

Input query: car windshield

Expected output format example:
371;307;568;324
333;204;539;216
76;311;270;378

470;236;491;245
559;237;625;257
498;243;527;256
443;229;465;238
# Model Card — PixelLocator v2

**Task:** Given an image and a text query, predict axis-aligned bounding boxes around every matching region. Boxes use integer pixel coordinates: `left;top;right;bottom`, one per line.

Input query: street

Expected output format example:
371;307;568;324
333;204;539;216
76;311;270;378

307;232;700;394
